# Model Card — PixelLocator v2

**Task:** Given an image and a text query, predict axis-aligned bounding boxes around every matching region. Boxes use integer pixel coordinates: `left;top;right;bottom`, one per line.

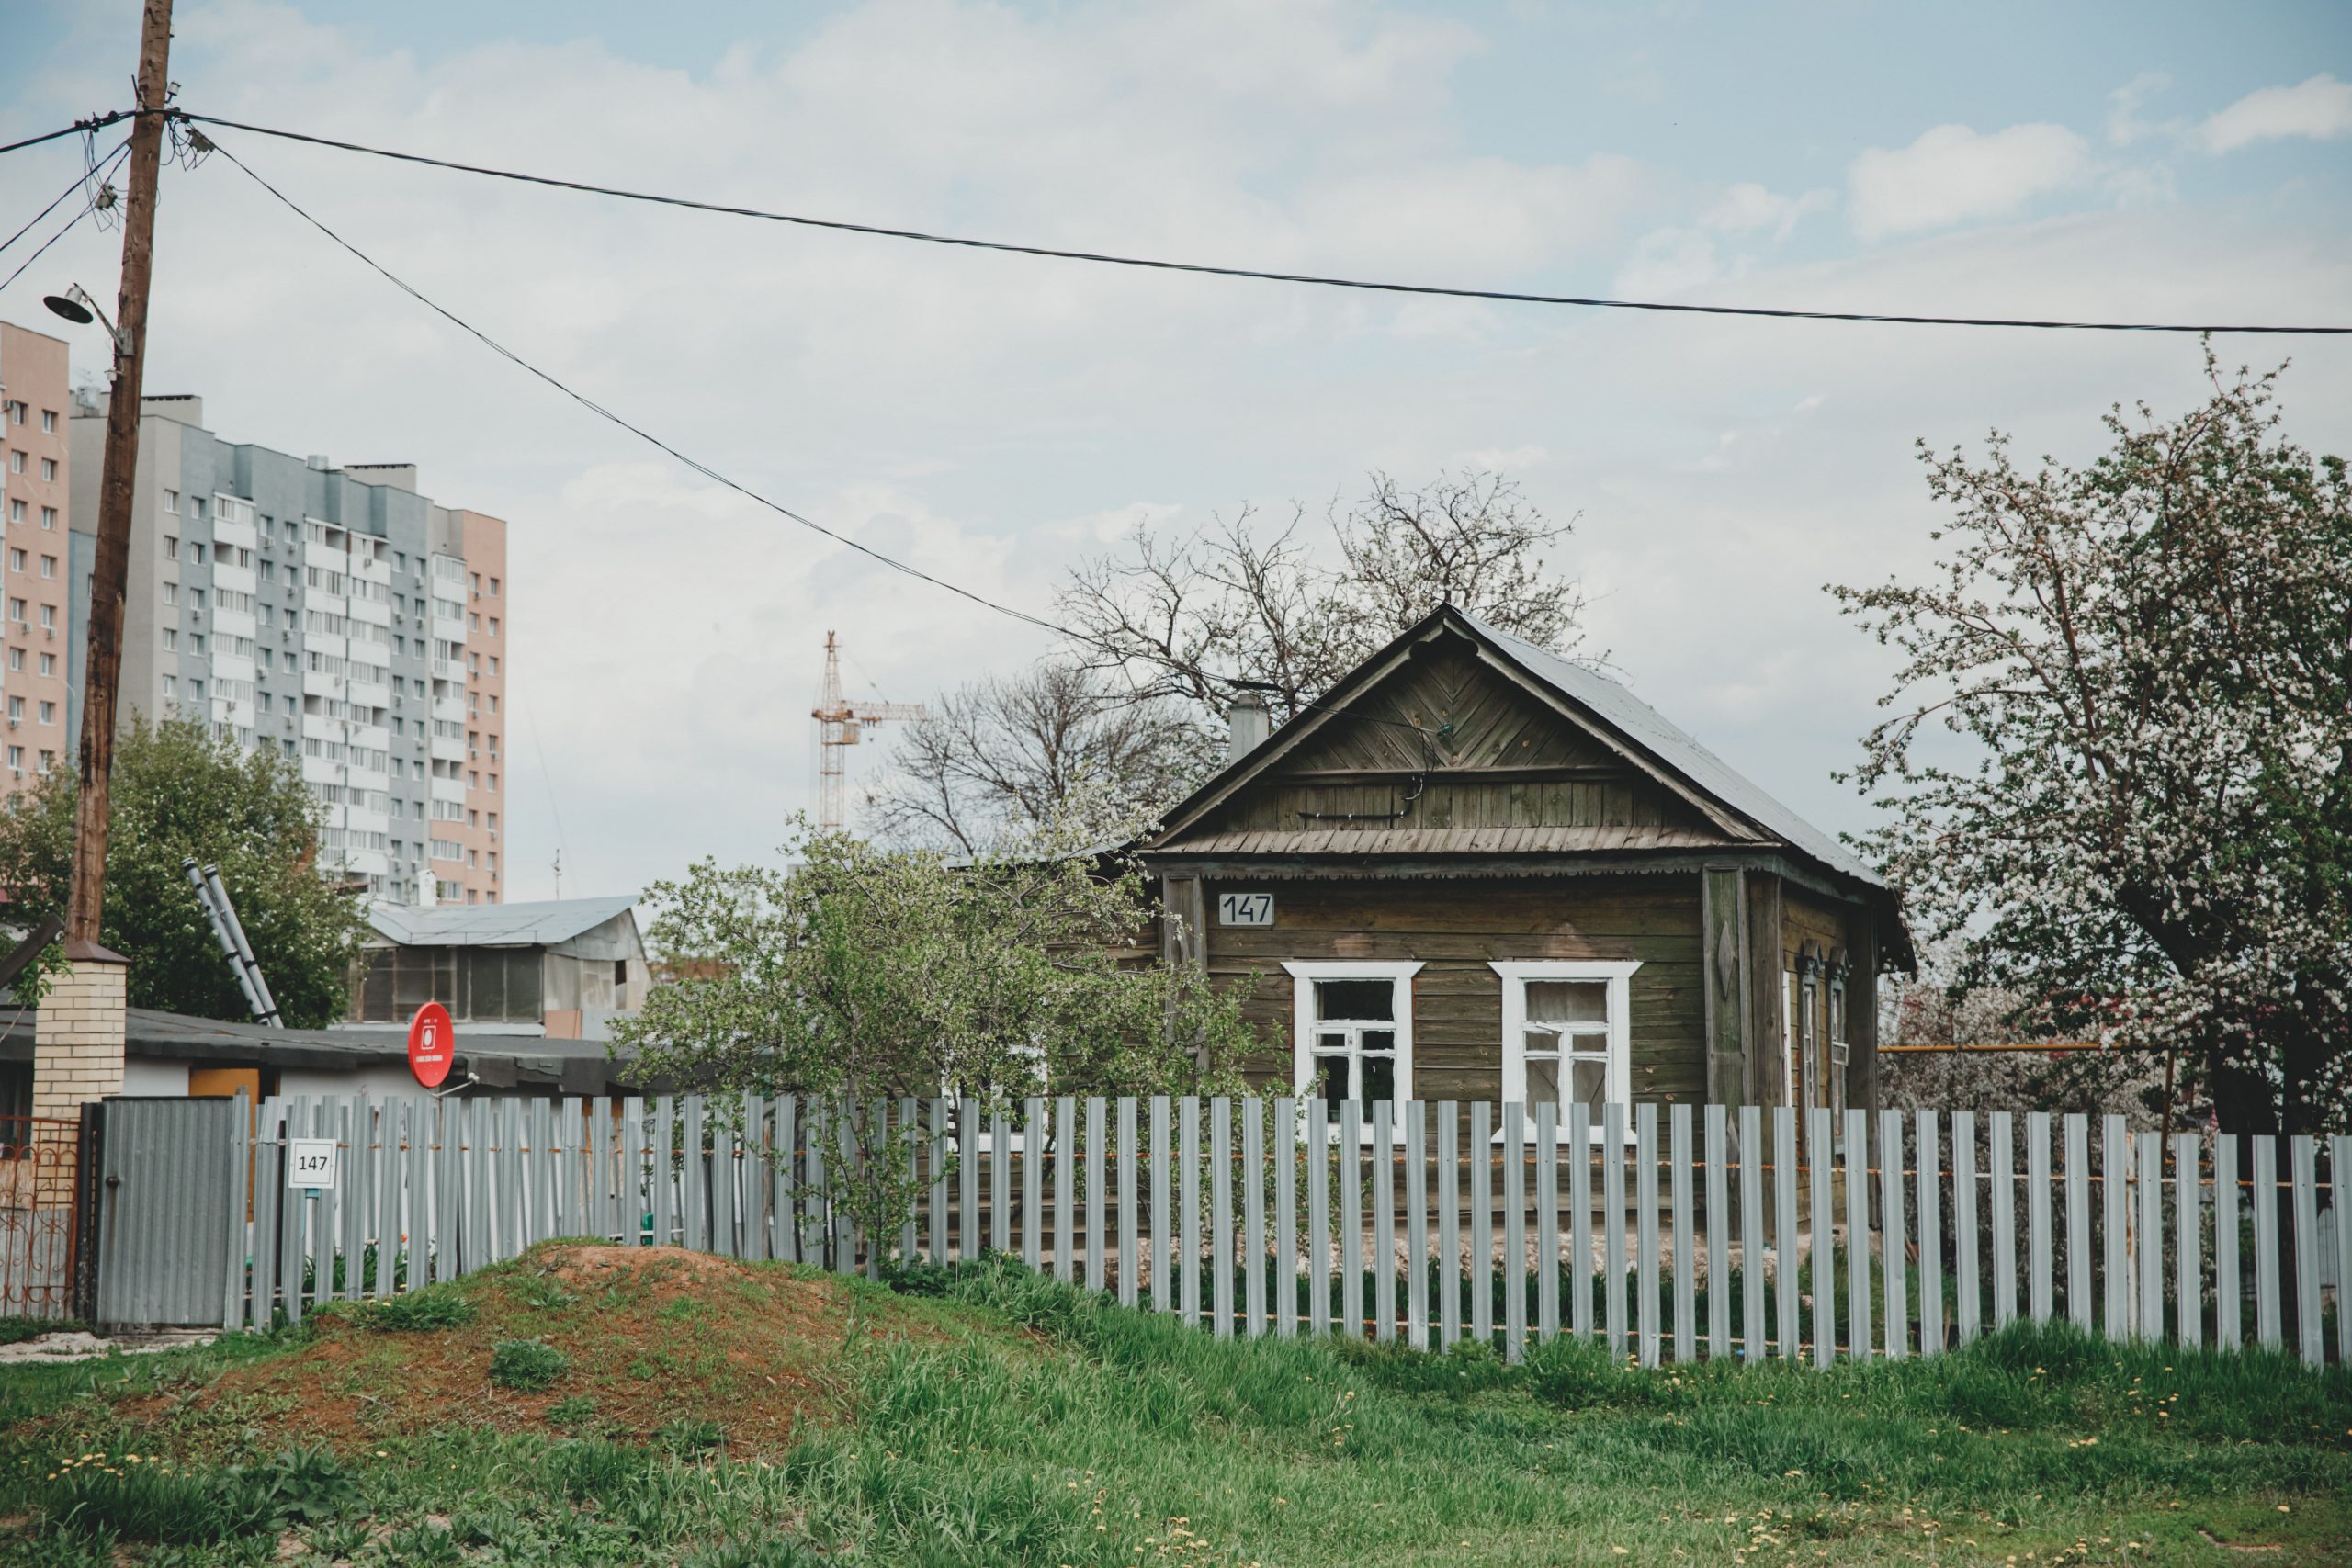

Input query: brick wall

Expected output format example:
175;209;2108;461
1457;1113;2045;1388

32;950;128;1121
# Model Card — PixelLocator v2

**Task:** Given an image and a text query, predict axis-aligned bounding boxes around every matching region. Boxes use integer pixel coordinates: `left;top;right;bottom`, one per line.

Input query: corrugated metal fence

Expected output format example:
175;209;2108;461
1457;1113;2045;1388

181;1093;2346;1365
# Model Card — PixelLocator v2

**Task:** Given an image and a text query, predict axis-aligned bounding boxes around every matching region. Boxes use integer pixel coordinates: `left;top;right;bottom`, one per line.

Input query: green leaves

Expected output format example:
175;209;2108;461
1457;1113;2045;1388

0;716;369;1027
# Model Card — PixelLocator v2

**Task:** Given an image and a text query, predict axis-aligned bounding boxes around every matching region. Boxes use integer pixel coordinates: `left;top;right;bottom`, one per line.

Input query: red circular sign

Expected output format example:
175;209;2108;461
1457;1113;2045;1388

408;1001;455;1089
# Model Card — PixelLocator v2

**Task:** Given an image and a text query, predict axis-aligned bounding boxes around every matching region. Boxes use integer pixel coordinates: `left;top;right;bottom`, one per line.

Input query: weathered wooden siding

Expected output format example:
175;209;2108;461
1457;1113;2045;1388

1201;875;1707;1106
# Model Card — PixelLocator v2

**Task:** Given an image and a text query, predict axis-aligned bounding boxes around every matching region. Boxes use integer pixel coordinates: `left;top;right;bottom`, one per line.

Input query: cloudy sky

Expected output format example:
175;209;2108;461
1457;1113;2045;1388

3;0;2346;902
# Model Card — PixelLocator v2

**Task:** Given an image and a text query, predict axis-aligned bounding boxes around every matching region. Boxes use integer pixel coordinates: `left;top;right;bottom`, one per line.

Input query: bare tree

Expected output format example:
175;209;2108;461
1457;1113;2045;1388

868;663;1216;853
1058;468;1589;728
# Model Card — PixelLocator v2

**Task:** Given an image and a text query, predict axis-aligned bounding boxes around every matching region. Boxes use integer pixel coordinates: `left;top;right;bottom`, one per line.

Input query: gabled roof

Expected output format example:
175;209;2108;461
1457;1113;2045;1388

368;896;638;949
1459;612;1885;889
1146;605;1887;894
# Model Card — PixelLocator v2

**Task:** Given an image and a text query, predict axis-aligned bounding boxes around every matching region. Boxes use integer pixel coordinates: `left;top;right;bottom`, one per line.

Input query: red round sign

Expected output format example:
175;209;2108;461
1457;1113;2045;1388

408;1001;455;1089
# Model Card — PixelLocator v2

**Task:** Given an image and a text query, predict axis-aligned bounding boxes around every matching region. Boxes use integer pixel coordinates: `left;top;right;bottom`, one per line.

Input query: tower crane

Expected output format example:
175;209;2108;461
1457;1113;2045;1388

811;631;926;832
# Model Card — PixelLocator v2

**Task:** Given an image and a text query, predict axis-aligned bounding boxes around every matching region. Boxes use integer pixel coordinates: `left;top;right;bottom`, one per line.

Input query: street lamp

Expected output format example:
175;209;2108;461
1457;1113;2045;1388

42;285;132;359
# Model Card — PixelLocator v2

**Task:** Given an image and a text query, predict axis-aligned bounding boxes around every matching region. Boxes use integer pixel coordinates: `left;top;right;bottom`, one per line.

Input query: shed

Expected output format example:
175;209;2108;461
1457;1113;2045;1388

1136;605;1912;1124
345;896;647;1041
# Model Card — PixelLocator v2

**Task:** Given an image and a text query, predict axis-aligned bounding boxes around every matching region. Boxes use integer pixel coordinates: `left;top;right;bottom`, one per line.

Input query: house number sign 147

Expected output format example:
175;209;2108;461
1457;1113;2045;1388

1217;892;1274;926
287;1138;338;1191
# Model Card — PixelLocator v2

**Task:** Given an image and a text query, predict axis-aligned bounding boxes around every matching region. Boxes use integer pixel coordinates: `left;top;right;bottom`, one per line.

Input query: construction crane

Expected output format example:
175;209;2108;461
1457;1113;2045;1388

811;631;926;832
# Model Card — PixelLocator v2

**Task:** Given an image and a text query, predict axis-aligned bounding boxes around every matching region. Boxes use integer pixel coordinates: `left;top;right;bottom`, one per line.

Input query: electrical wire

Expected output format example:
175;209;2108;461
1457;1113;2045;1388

206;130;1442;745
0;113;129;162
0;148;128;299
175;109;2348;336
0;139;127;258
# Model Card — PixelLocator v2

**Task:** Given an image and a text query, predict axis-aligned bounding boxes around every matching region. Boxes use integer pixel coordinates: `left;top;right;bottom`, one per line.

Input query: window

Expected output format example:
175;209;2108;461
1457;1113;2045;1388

37;604;52;630
4;649;17;671
488;617;499;637
489;576;500;597
5;500;19;524
6;697;19;721
40;507;55;530
161;627;176;650
469;572;480;593
191;542;207;565
1283;962;1421;1132
39;458;54;482
37;557;51;580
40;411;55;434
3;402;19;423
164;535;178;560
163;489;177;513
4;746;17;770
1493;961;1641;1139
5;598;21;623
36;653;51;677
162;674;176;699
162;581;177;606
36;750;51;773
6;452;22;474
6;550;21;573
488;657;499;676
36;702;52;725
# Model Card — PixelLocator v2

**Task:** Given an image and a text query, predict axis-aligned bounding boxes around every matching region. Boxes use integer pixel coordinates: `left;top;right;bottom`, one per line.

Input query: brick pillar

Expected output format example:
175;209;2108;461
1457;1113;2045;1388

33;939;130;1122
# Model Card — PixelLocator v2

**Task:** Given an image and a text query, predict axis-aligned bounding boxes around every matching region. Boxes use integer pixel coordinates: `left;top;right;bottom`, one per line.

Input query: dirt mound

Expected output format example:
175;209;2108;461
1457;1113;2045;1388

174;1243;971;1459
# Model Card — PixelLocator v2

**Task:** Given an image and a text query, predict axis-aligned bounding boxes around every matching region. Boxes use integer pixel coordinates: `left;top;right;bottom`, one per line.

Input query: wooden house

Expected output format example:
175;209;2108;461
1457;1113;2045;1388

1136;605;1912;1125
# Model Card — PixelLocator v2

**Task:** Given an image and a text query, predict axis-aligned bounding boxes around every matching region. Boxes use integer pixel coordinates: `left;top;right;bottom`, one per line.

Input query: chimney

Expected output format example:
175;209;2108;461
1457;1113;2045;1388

1226;694;1270;765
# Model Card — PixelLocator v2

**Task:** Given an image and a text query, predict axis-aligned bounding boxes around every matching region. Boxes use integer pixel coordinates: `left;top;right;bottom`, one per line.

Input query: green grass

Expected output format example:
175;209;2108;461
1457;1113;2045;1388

0;1258;2344;1564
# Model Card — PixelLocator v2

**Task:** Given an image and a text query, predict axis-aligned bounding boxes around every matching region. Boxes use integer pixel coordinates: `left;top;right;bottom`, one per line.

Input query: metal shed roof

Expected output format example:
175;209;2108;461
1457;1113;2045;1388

368;896;639;949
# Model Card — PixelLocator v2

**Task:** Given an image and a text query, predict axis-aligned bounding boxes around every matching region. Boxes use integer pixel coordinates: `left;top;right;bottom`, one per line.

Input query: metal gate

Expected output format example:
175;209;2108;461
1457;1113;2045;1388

0;1114;82;1319
93;1097;243;1330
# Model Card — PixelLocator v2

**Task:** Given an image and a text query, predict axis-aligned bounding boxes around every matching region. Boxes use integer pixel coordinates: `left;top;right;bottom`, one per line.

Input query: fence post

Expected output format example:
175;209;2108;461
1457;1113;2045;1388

2333;1136;2352;1365
1471;1100;1493;1348
1537;1101;1561;1348
1570;1102;1593;1343
2252;1134;2280;1350
1503;1101;1526;1362
1211;1097;1233;1337
2214;1134;2241;1350
1117;1097;1139;1305
1309;1097;1331;1337
1917;1109;1942;1356
1435;1101;1456;1348
2064;1114;2093;1334
1374;1100;1396;1345
1056;1097;1077;1284
1670;1104;1694;1365
1842;1106;1870;1363
1808;1106;1835;1368
1178;1096;1201;1326
1772;1107;1799;1361
1638;1101;1661;1368
2135;1131;2163;1344
1952;1111;1979;1347
2290;1136;2321;1367
1604;1101;1628;1360
2101;1115;2131;1340
1024;1097;1046;1275
1272;1097;1295;1335
1703;1105;1728;1359
1244;1098;1266;1338
2173;1132;2200;1351
1148;1095;1168;1314
1343;1100;1366;1341
1879;1109;1906;1360
1087;1097;1106;1294
1737;1105;1762;1363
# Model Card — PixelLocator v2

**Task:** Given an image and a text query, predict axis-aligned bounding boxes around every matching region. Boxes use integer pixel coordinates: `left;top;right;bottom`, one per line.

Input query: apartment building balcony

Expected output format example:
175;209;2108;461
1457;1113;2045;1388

428;732;465;764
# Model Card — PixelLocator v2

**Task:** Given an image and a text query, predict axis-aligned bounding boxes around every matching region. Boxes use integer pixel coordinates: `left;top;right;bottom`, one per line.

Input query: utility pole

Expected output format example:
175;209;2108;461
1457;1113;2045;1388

67;0;173;945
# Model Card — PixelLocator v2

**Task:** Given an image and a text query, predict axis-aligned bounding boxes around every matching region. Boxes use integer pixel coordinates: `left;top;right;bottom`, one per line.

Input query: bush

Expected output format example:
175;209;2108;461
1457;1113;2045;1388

490;1338;569;1392
0;1315;83;1346
370;1284;476;1333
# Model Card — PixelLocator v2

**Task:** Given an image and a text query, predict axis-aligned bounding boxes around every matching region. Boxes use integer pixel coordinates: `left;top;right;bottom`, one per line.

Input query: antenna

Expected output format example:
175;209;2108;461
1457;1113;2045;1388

810;631;925;832
551;847;562;899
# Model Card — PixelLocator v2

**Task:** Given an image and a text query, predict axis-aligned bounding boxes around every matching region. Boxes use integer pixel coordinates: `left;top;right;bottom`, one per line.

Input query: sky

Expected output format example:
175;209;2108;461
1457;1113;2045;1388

1;0;2346;904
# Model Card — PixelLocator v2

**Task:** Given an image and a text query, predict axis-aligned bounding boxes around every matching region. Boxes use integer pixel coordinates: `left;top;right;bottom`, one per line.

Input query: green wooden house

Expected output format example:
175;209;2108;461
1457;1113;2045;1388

1136;605;1913;1124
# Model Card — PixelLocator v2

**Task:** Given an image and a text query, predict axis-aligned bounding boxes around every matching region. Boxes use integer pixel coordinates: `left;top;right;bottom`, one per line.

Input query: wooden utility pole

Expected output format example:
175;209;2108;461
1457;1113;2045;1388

67;0;173;945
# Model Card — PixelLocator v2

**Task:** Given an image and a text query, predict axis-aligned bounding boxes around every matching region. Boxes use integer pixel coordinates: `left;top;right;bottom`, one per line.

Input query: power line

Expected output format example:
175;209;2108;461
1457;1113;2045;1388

176;109;2348;336
202;133;1068;638
204;132;1442;745
0;112;130;162
0;144;130;298
0;139;127;258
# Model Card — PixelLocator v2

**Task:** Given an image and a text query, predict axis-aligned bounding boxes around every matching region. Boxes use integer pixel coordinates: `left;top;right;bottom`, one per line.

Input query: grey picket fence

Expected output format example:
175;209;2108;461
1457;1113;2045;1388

224;1093;2349;1368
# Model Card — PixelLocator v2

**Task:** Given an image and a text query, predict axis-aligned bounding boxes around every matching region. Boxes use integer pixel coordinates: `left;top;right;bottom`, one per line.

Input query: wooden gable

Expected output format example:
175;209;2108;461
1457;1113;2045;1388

1156;626;1762;857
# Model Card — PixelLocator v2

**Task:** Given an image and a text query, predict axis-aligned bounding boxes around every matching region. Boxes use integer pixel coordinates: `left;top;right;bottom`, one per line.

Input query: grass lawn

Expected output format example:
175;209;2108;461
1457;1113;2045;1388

0;1244;2344;1565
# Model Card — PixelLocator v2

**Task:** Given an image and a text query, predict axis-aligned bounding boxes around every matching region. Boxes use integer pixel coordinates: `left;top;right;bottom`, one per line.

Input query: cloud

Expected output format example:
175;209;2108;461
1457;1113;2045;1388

1702;182;1834;242
1847;122;2093;240
2107;72;2175;147
2200;73;2352;153
1611;180;1831;297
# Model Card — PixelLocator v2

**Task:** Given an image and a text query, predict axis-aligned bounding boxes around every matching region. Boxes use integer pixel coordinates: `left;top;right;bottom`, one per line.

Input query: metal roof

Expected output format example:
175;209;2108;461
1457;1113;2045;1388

1170;824;1740;857
368;895;639;949
1455;611;1886;889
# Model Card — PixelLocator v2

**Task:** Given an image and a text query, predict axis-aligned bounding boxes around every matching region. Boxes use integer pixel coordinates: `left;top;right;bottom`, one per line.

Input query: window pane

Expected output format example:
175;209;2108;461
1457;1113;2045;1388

507;949;542;1019
1360;1030;1395;1055
1528;1056;1560;1108
467;950;504;1020
1313;1058;1349;1116
1315;1031;1350;1054
1361;1055;1395;1105
1526;981;1607;1025
1569;1058;1608;1111
1317;980;1394;1021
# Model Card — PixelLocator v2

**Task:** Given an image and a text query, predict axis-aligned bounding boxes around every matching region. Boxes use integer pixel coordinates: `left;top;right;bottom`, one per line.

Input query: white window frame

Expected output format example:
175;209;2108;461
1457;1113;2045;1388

1491;960;1641;1141
1283;960;1421;1132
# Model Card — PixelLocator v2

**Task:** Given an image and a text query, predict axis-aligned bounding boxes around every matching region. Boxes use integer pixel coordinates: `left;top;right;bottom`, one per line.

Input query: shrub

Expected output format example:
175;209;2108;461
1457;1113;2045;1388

370;1284;476;1333
490;1338;569;1392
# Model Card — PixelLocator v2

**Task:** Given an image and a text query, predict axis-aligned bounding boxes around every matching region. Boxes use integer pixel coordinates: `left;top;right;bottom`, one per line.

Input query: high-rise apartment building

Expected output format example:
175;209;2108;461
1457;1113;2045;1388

65;389;509;906
0;321;77;800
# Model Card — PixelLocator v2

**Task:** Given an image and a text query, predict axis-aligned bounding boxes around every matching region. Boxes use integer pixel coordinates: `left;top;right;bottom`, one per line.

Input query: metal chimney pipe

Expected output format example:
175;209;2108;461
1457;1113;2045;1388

184;857;270;1025
202;863;282;1028
1226;694;1271;765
